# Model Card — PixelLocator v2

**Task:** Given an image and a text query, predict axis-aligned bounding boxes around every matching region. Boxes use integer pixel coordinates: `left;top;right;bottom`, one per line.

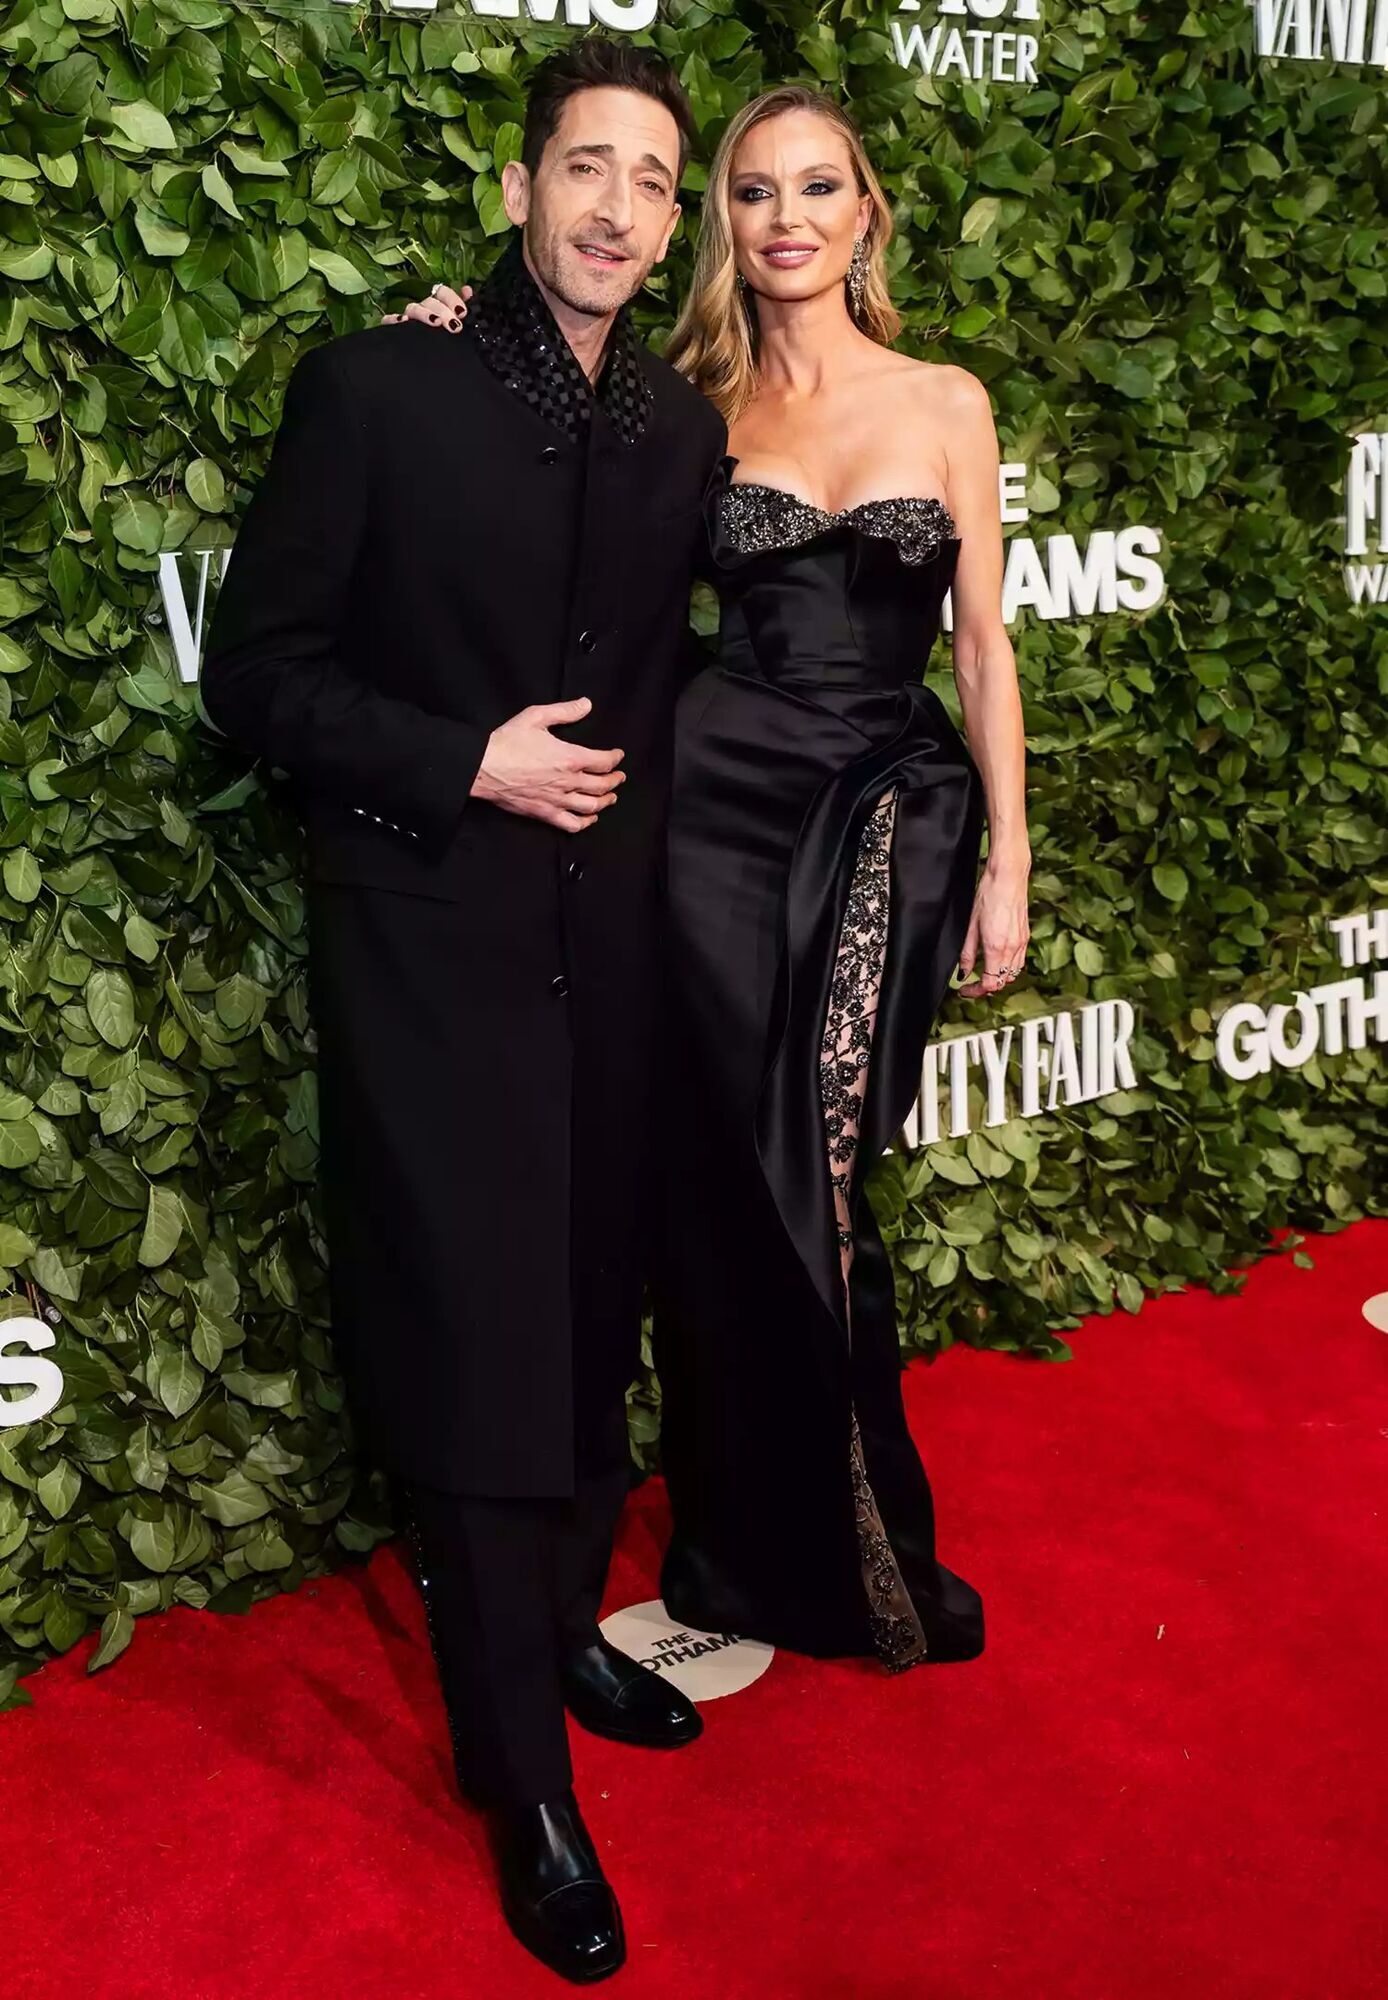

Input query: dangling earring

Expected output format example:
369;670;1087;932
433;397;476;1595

736;270;748;294
848;234;869;317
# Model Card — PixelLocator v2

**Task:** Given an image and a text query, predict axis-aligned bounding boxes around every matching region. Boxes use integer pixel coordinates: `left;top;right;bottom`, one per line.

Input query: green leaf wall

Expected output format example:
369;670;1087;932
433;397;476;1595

0;0;1384;1700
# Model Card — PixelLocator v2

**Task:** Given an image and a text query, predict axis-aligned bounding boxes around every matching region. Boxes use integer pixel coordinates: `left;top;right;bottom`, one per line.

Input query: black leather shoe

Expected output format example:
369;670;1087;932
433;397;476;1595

560;1634;703;1748
493;1789;625;1984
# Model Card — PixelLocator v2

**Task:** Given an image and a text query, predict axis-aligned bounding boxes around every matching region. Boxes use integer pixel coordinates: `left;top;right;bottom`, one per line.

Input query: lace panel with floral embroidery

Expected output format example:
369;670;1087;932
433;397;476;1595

818;787;929;1672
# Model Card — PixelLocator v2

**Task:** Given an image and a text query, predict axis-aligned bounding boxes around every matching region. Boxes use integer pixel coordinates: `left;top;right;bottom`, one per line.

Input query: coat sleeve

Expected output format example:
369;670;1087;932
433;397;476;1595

199;340;490;847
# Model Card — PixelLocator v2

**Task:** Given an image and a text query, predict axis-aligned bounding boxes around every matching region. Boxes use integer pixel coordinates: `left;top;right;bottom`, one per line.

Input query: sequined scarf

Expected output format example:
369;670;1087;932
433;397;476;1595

465;232;654;448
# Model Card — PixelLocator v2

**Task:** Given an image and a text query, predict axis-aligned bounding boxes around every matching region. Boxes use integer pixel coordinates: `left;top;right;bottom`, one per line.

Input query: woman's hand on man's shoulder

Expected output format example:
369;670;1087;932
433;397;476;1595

380;281;473;331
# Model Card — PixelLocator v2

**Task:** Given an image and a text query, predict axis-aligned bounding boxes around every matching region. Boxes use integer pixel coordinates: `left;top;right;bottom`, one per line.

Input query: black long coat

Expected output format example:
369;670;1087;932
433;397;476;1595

201;276;726;1497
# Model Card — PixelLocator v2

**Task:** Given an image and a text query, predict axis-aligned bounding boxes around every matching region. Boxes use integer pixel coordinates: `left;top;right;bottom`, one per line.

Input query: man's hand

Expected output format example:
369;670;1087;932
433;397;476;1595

381;281;472;332
472;698;625;833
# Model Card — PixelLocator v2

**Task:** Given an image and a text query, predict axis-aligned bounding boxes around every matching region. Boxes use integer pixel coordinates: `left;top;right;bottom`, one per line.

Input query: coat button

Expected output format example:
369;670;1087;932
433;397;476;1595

578;629;597;652
539;445;560;464
567;859;584;881
551;974;569;997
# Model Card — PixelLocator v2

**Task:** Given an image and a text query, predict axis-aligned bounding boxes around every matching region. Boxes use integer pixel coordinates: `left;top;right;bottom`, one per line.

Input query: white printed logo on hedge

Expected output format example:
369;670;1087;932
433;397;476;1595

0;1316;65;1428
337;0;659;22
1215;907;1388;1081
154;549;230;685
1344;432;1388;605
941;462;1165;631
891;0;1040;84
1247;0;1388;66
900;998;1141;1147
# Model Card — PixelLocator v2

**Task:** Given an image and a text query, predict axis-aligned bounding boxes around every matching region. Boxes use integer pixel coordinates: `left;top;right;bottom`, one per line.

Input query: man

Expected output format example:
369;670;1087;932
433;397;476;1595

200;39;726;1984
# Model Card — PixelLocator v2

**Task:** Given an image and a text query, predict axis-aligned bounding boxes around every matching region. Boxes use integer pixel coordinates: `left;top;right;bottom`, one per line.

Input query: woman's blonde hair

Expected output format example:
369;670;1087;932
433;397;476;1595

664;86;901;426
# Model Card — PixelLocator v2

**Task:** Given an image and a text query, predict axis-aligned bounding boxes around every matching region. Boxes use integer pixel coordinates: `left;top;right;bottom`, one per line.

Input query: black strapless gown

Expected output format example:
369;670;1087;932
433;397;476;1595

651;455;987;1670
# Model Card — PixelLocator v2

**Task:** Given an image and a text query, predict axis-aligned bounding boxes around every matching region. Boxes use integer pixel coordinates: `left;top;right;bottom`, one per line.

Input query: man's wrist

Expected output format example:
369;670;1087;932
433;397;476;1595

470;734;500;801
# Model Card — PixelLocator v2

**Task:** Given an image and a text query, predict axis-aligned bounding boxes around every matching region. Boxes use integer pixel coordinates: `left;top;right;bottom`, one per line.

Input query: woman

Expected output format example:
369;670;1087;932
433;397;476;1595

396;85;1029;1672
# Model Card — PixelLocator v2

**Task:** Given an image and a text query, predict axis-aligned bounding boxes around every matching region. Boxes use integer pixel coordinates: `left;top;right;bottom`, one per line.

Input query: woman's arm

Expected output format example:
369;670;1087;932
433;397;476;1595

937;367;1031;996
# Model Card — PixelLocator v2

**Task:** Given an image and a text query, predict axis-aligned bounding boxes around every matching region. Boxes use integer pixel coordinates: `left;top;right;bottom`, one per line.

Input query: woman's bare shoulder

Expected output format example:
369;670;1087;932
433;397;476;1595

883;351;993;418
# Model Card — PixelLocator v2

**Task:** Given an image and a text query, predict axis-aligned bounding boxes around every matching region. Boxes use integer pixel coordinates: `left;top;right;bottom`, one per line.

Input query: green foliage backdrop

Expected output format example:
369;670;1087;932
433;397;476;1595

0;0;1384;1703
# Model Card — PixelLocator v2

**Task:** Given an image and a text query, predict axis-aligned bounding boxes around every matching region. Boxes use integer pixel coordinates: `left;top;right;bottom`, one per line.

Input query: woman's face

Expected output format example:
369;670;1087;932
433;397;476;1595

725;108;872;308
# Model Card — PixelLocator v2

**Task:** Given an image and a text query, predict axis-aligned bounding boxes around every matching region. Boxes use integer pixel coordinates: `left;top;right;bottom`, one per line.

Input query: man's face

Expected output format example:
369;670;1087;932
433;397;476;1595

501;86;683;319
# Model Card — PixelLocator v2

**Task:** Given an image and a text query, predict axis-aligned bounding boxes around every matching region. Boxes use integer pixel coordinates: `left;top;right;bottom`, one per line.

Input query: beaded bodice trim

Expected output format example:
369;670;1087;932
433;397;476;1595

721;480;959;566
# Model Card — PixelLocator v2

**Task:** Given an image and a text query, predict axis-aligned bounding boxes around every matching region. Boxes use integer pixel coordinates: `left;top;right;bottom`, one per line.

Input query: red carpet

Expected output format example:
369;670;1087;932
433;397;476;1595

9;1220;1386;2000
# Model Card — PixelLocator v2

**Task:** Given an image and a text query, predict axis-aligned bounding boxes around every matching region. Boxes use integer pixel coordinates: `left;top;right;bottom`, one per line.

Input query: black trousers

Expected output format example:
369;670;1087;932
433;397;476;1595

398;1386;633;1808
381;1008;652;1809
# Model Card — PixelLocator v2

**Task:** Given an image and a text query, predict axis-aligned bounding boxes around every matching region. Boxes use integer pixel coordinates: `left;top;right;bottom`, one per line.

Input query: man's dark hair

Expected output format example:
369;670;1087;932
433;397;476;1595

521;36;698;184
